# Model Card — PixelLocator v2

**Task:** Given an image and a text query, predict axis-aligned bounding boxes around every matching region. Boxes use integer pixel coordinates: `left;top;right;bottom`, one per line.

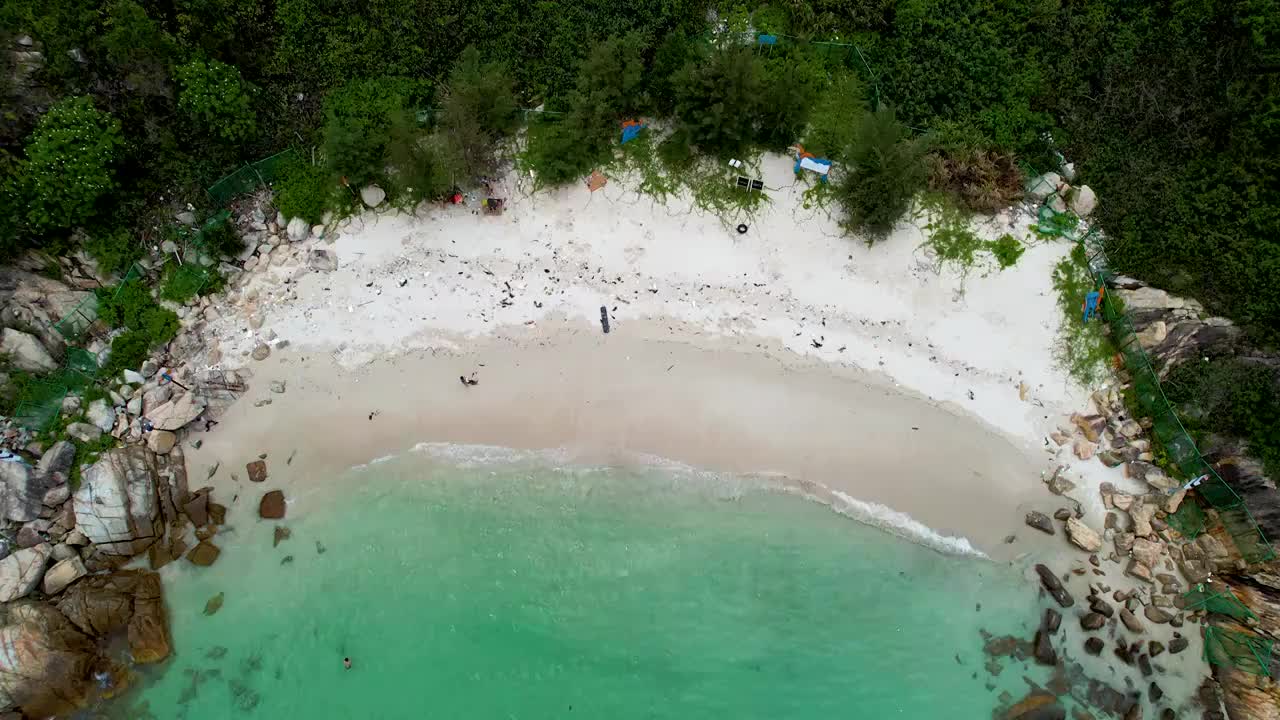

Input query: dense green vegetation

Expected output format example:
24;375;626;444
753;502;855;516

1;0;1277;469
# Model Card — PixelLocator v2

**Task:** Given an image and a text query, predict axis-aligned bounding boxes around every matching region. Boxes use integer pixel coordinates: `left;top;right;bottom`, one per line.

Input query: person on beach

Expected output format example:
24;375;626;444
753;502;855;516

343;657;352;670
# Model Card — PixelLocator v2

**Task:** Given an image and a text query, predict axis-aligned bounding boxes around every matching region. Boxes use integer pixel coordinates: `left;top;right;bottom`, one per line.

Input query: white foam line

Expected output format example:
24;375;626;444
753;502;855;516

366;441;988;559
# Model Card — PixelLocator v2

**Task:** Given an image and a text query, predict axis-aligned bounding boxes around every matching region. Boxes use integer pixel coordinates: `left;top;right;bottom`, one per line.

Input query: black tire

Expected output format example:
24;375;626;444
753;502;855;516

736;223;748;234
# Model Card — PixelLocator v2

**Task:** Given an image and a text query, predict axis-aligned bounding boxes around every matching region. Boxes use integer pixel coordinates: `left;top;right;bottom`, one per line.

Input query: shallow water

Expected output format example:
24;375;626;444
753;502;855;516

117;452;1052;719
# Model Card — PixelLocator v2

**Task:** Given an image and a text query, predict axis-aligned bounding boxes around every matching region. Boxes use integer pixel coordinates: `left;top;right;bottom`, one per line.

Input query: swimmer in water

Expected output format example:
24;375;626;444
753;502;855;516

343;657;352;670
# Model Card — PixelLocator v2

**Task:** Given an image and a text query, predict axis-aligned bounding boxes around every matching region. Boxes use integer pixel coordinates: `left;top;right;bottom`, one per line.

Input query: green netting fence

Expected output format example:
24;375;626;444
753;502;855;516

1029;179;1275;563
1203;626;1274;677
1184;584;1258;622
206;149;300;208
161;210;229;299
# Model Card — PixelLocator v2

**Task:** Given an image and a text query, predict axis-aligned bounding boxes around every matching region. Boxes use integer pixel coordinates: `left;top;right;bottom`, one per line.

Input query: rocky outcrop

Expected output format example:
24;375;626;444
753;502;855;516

0;268;90;359
0;328;57;373
56;570;170;664
0;602;96;717
72;446;162;555
0;440;75;522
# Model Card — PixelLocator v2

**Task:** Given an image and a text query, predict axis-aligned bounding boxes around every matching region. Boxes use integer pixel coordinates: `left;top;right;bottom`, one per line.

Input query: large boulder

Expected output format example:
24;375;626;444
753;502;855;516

41;556;87;596
56;569;170;664
0;602;96;716
72;447;162;555
259;490;286;519
36;441;76;507
1068;185;1097;217
145;392;206;431
0;268;91;355
0;328;57;373
0;462;39;523
85;399;116;433
0;543;52;601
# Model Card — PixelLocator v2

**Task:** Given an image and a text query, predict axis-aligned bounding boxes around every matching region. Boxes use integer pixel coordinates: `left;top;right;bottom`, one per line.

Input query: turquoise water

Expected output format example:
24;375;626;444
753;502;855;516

117;451;1049;719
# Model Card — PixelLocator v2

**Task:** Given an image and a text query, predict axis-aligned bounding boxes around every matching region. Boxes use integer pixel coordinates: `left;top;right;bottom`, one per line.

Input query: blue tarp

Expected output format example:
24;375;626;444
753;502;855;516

621;122;647;144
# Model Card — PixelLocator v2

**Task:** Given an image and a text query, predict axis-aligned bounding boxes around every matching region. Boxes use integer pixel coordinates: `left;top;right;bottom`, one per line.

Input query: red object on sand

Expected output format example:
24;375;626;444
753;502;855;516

451;193;463;204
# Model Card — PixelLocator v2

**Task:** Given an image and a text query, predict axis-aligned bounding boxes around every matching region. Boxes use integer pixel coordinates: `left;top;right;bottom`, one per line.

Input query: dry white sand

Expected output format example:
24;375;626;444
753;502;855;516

170;152;1213;714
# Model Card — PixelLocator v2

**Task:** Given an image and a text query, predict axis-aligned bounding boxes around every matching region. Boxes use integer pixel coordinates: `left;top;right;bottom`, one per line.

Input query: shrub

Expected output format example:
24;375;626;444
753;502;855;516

755;46;825;149
834;106;928;241
198;213;245;258
990;234;1025;269
1165;358;1280;478
274;160;332;225
439;47;518;179
97;0;177;96
175;58;256;142
101;330;153;378
22;97;123;232
97;279;179;343
386;111;450;206
82;227;142;276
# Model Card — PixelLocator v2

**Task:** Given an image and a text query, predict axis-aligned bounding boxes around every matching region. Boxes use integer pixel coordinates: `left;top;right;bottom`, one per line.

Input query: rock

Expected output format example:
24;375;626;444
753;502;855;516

1073;439;1097;460
0;544;52;601
1080;613;1106;631
72;446;161;555
1144;606;1174;624
126;396;142;415
1054;508;1072;521
1026;511;1055;535
1042;608;1062;633
36;440;75;504
311;224;325;239
146;429;177;455
1066;518;1103;552
15;520;48;548
142;385;172;413
1046;471;1076;495
84;398;116;433
40;556;86;595
1005;691;1065;720
0;461;38;523
56;569;170;663
259;490;286;519
286;216;309;242
0;602;97;717
307;249;338;272
1130;500;1158;537
204;592;225;616
1084;637;1104;655
65;530;88;547
1072;413;1106;442
252;343;271;361
273;525;291;547
183;491;210;526
122;369;146;385
247;459;268;482
1067;185;1097;217
361;184;386;207
1033;629;1057;666
147;393;207;431
1131;538;1162;569
1089;596;1115;618
0;328;58;373
50;544;77;562
1115;532;1135;553
1169;636;1188;654
208;502;226;525
1112;492;1135;511
1163;489;1186;514
1120;609;1145;633
186;541;221;566
1126;559;1154;583
270;380;286;394
1028;172;1063;201
1149;640;1164;657
175;210;196;226
1035;564;1074;607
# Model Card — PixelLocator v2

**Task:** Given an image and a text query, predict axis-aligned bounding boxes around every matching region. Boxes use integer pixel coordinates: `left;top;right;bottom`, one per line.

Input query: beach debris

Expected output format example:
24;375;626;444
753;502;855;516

246;460;267;483
1065;518;1103;553
259;490;286;519
251;344;271;361
287;450;296;465
269;380;286;394
1043;466;1073;495
206;646;228;659
315;541;326;555
1035;564;1074;607
1024;511;1055;535
1002;691;1062;720
187;541;221;567
253;399;272;407
203;592;225;616
280;555;294;565
273;526;291;547
600;306;610;334
459;372;478;387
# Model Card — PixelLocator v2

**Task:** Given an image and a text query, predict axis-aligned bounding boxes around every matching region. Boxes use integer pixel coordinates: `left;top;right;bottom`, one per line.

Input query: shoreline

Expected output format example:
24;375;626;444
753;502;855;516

185;323;1050;559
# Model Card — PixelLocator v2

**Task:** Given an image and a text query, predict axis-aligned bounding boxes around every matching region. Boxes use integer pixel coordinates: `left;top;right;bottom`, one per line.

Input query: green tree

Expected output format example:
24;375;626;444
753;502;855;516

439;46;518;179
175;59;256;143
322;77;430;188
835;105;927;241
21;97;123;232
802;72;868;161
673;46;762;156
96;0;177;96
